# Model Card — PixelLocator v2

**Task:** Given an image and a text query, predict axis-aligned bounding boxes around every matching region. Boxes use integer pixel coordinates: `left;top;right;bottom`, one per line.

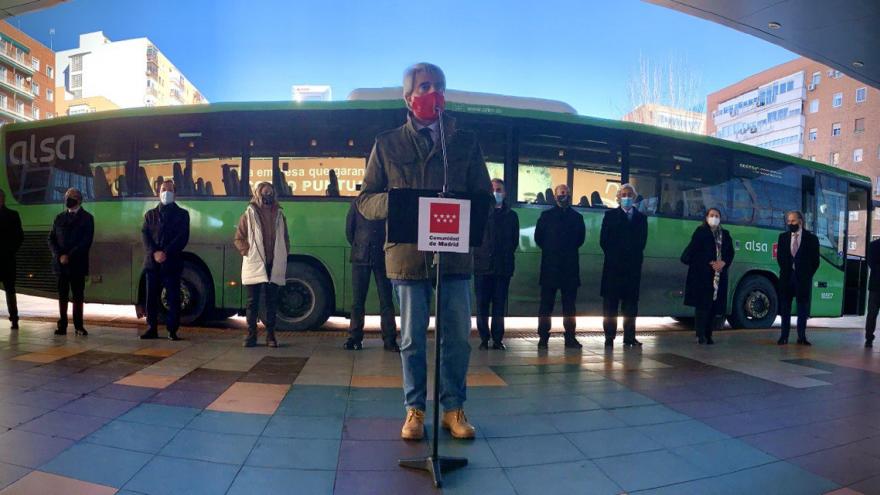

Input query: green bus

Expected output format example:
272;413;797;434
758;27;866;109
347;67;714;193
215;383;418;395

1;94;871;331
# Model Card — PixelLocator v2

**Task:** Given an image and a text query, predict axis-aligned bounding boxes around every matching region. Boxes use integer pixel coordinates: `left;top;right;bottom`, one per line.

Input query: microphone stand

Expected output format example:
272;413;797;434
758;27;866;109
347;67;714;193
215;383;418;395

398;106;469;487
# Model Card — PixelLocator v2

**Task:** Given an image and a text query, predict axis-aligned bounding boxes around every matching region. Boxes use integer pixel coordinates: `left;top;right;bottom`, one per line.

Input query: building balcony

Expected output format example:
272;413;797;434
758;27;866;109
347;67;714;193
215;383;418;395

0;79;33;100
0;50;33;76
0;103;33;122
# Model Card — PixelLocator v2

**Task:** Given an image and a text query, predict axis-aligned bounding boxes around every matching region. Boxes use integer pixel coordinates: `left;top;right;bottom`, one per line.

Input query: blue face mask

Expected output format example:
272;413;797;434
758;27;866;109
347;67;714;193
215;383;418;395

620;197;633;209
493;192;504;204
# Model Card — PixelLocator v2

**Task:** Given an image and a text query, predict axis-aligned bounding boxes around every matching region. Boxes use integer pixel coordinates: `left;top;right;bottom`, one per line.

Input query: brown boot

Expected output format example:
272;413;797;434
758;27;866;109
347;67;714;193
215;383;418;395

441;409;476;439
400;408;425;440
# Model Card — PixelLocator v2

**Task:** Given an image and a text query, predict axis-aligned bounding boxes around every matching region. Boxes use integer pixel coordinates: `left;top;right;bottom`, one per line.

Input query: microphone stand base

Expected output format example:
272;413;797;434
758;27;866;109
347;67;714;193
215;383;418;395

399;454;468;488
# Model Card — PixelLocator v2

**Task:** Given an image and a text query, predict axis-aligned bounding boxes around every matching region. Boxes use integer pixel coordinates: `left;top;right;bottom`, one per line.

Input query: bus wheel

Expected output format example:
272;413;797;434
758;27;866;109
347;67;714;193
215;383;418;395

272;262;332;331
159;263;213;326
729;274;777;329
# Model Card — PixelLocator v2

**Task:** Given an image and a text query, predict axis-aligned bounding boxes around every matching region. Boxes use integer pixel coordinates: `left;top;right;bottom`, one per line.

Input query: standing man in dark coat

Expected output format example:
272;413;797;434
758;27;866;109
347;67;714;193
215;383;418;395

776;210;820;345
48;188;94;336
864;237;880;348
474;178;519;350
0;189;23;329
140;180;190;341
343;201;398;351
600;184;648;347
535;183;586;349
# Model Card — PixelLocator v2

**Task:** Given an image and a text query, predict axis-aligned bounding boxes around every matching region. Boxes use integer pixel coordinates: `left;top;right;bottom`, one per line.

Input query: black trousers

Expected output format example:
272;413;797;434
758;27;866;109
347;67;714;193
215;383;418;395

538;285;577;338
348;263;397;344
603;296;638;342
694;305;722;340
779;276;810;341
866;290;880;342
145;267;181;334
1;269;17;322
246;281;279;339
57;272;85;330
474;274;511;344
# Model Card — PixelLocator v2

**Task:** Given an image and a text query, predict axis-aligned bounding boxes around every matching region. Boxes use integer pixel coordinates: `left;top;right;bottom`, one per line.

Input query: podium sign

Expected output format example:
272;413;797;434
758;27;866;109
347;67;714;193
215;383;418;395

417;197;471;253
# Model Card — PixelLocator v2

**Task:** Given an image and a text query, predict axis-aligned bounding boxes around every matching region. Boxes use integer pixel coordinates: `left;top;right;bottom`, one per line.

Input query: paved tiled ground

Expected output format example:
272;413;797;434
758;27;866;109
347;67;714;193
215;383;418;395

0;315;879;494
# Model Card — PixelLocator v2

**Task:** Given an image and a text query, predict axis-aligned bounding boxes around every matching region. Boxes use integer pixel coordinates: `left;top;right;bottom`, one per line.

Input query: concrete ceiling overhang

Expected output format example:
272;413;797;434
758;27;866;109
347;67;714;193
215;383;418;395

646;0;880;89
0;0;64;19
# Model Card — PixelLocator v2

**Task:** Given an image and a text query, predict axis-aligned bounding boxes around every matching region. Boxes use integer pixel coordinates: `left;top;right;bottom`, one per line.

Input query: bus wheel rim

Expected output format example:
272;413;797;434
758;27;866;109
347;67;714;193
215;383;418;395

278;278;316;323
160;284;193;312
745;290;770;320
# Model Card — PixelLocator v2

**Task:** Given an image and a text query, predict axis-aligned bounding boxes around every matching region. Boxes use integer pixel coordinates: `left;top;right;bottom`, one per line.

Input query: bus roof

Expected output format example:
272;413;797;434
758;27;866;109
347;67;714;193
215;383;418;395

347;87;578;115
5;99;870;186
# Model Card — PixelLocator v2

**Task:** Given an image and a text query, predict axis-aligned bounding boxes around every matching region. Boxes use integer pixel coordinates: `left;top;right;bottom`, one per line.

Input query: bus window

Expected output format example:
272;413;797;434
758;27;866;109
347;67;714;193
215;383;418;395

571;140;622;209
90;160;127;199
249;156;365;197
816;174;847;267
730;155;806;228
455;118;508;182
629;140;728;220
137;156;241;198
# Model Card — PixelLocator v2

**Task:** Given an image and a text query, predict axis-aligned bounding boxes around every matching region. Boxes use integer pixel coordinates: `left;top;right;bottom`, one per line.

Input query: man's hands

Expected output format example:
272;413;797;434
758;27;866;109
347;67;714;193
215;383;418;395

153;251;167;264
710;260;726;273
59;254;69;265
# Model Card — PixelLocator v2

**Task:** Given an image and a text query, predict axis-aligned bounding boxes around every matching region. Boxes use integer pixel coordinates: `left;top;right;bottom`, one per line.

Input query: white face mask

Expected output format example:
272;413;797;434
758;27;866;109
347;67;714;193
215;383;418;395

707;216;721;227
160;191;175;205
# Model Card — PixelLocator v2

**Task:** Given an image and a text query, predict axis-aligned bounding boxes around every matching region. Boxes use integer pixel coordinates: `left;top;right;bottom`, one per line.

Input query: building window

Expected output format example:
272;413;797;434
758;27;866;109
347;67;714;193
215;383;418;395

71;73;82;89
856;87;867;103
855;118;865;133
71;54;83;72
46;65;53;78
31;82;38;96
808;155;816;161
47;89;53;102
46;112;53;118
15;73;23;88
811;71;821;86
832;92;843;107
854;149;864;163
32;107;38;119
809;99;819;113
830;152;840;165
16;101;23;114
0;95;7;109
808;128;817;141
832;122;841;136
31;57;39;71
0;66;6;81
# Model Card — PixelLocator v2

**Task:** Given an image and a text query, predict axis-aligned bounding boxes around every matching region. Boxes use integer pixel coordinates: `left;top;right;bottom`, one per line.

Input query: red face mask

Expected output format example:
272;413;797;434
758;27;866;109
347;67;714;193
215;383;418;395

410;91;445;122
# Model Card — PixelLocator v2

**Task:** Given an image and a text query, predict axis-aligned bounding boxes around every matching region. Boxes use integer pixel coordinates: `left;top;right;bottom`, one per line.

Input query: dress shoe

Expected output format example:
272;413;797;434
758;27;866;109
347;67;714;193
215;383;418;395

624;339;643;347
537;336;549;349
478;341;489;350
441;409;476;439
343;339;362;350
705;337;715;345
168;333;181;341
777;337;788;345
267;338;279;348
75;328;88;336
10;319;19;330
384;341;400;352
697;337;706;344
564;337;583;349
866;339;874;348
797;338;812;346
54;328;67;336
242;339;257;348
140;331;159;340
401;408;425;440
492;341;506;350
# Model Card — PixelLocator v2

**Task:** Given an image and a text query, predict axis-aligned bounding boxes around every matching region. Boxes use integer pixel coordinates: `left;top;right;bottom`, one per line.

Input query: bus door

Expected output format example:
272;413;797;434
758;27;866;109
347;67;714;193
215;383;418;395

843;185;870;315
814;174;848;314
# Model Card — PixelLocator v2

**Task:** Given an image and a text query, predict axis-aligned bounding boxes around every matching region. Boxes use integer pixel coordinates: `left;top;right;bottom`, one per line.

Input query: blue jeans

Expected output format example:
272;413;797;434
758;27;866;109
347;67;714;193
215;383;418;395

392;278;472;412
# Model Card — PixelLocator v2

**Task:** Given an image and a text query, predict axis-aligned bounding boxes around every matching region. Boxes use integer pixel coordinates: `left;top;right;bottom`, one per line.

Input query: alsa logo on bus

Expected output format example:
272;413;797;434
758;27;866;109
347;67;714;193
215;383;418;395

8;135;75;165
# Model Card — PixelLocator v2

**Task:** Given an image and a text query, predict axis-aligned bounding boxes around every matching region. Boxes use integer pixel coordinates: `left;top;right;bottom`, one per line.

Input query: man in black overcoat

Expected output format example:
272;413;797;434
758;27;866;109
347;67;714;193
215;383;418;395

48;188;94;336
776;210;820;345
600;184;648;347
0;189;23;329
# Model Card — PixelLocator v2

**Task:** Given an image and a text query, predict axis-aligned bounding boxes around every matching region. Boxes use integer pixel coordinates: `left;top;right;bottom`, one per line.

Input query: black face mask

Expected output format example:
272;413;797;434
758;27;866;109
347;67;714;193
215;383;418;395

66;197;78;208
557;195;570;207
788;223;800;233
261;195;274;206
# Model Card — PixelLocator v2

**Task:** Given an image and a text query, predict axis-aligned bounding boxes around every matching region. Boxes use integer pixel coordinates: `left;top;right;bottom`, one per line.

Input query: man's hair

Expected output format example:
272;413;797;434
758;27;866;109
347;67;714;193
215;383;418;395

554;183;568;194
159;179;175;193
491;178;505;187
402;63;446;100
618;183;637;196
65;187;82;200
787;210;805;222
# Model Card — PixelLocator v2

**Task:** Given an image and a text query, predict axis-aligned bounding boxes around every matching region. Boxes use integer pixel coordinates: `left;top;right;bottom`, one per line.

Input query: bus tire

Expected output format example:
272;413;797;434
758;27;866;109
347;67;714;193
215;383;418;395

729;274;777;329
155;262;213;326
270;261;332;332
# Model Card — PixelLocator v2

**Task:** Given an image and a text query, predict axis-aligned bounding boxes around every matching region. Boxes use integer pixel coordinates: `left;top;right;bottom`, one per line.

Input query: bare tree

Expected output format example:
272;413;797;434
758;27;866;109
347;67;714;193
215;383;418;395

623;53;706;134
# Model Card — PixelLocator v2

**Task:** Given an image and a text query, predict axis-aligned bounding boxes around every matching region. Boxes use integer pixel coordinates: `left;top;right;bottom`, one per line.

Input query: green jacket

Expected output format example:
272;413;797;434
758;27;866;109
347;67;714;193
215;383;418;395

357;114;491;280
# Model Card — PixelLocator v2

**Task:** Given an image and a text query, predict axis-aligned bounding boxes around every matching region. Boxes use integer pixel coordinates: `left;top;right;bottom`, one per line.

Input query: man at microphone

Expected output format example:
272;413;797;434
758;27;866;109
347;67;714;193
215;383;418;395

357;63;491;441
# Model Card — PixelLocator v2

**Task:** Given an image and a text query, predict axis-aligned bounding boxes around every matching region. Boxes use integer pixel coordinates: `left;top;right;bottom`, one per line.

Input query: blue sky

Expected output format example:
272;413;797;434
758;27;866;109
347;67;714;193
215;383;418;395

11;0;797;118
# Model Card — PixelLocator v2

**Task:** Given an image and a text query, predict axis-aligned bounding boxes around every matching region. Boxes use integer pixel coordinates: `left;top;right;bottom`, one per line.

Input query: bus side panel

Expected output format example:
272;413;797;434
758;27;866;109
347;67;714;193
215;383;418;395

223;245;243;311
89;242;132;304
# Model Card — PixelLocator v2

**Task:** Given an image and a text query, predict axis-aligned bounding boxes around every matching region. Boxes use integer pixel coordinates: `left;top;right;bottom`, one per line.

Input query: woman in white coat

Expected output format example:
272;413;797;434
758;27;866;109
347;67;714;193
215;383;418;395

233;182;290;347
